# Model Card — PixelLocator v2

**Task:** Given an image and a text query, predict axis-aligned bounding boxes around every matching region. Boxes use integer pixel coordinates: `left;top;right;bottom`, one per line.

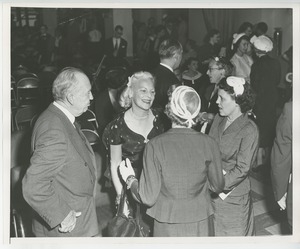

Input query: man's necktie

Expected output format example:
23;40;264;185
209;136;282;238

74;121;87;143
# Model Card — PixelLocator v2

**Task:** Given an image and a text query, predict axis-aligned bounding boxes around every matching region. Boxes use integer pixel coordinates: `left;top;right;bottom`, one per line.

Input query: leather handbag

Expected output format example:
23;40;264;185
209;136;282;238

107;187;145;237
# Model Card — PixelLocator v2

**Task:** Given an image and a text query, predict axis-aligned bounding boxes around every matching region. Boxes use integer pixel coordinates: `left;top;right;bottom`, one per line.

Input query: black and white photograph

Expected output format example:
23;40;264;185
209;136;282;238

1;1;299;248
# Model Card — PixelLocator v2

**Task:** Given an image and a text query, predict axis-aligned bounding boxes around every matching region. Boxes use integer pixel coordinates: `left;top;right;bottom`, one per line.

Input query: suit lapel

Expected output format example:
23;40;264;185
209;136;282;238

48;104;96;176
223;114;248;135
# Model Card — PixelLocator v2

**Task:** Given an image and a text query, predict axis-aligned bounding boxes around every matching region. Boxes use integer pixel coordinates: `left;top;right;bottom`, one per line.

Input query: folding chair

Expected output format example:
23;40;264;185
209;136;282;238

11;76;18;108
77;109;99;130
11;65;29;82
16;75;39;107
14;106;39;130
81;129;100;146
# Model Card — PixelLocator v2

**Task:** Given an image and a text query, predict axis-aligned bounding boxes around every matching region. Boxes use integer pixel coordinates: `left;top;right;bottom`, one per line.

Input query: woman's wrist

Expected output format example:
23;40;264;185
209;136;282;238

126;175;137;189
115;194;121;207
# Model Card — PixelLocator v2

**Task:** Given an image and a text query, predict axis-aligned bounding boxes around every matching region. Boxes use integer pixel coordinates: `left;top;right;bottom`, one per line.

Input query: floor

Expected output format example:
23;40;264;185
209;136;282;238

96;164;292;237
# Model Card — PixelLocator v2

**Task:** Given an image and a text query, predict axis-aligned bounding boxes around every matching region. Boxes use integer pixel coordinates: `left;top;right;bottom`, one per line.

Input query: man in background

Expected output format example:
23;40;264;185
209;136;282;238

104;25;128;68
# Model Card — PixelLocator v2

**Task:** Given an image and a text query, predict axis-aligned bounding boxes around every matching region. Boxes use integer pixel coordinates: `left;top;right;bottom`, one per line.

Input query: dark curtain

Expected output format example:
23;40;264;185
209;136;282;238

202;9;235;46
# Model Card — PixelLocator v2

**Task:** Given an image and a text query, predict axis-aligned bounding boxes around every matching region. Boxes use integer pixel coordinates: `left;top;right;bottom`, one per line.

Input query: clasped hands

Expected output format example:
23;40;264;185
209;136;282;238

59;210;81;233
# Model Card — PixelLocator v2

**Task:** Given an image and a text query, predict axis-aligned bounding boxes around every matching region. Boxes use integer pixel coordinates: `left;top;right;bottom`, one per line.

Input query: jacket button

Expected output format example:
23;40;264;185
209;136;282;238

85;162;88;167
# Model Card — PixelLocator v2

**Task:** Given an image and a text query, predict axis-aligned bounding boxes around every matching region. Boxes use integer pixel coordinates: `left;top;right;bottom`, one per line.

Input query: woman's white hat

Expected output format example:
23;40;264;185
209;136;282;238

250;35;273;52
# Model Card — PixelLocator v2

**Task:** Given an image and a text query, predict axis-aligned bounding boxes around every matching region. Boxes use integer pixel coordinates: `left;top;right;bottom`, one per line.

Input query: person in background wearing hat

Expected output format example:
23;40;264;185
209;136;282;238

209;76;259;236
250;35;281;170
119;85;225;236
230;33;253;82
227;22;254;58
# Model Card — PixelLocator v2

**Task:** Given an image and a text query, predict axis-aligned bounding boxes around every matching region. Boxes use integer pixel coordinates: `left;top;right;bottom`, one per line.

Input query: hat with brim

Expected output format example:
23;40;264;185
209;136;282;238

231;33;246;50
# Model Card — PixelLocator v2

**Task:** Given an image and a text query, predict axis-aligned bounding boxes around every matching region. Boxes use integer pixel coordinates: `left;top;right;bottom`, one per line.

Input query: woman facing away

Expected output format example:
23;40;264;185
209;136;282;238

119;85;225;237
230;33;253;82
208;76;259;236
102;71;164;235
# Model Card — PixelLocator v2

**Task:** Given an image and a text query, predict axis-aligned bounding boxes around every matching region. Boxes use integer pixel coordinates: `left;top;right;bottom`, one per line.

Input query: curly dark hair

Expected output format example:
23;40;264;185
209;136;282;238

218;77;256;113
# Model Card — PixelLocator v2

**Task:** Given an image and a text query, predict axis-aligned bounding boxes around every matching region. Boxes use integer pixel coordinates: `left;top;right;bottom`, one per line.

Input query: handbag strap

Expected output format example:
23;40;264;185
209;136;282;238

116;186;126;216
117;183;143;228
135;202;141;226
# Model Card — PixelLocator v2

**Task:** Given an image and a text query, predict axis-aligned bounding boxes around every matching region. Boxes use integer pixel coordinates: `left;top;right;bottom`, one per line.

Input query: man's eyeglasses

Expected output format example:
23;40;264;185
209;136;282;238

208;67;222;72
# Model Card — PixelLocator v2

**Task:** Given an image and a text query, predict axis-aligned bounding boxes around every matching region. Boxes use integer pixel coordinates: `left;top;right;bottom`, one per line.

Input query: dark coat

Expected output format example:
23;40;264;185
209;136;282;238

151;64;180;109
250;54;281;147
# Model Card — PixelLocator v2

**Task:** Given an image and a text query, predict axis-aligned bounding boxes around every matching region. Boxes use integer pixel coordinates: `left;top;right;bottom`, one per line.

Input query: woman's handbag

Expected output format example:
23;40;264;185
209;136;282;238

107;187;145;237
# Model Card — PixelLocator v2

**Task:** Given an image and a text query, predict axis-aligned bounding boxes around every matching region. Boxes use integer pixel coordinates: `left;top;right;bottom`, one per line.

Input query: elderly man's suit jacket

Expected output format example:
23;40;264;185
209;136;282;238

22;103;99;237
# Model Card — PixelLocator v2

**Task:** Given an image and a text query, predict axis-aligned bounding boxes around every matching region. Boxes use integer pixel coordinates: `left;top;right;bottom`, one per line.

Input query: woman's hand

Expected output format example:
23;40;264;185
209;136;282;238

199;112;215;124
119;158;135;182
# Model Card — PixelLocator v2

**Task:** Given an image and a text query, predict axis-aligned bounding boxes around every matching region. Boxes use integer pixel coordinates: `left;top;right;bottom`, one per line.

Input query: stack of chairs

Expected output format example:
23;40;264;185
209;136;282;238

11;65;43;132
11;125;34;237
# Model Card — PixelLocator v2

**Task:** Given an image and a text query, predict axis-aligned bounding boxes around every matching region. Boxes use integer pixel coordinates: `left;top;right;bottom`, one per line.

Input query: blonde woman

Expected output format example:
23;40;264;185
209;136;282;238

102;71;164;235
119;86;224;236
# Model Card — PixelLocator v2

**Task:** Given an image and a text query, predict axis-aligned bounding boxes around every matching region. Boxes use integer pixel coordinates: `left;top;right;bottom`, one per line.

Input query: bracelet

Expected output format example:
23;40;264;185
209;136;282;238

126;175;137;189
199;112;207;123
115;194;121;207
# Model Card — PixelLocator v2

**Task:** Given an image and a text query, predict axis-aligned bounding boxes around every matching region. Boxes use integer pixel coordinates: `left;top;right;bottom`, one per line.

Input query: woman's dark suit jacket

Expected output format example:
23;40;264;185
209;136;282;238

22;103;99;237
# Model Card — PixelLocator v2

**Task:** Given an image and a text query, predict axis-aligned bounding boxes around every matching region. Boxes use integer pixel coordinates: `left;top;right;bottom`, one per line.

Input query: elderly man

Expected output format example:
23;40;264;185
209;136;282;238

22;67;99;237
151;39;183;110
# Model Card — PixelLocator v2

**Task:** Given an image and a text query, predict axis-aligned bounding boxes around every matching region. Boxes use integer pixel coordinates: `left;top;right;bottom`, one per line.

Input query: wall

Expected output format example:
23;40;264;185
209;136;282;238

41;8;57;36
188;9;207;46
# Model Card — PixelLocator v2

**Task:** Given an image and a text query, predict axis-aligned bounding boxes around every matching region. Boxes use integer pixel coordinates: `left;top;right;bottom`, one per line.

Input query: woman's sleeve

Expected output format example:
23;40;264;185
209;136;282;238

137;141;162;207
207;137;225;193
102;118;122;148
224;125;259;190
102;118;122;187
